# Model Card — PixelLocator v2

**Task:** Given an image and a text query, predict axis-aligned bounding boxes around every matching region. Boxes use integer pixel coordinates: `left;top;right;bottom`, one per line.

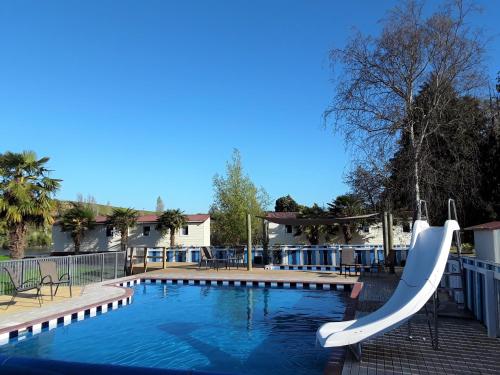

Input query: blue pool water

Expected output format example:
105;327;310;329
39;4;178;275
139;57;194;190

0;284;346;375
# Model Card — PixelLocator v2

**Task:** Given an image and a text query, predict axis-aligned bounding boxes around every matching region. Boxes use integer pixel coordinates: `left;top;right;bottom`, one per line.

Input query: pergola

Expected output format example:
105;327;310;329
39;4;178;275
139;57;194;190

255;212;391;266
258;213;379;226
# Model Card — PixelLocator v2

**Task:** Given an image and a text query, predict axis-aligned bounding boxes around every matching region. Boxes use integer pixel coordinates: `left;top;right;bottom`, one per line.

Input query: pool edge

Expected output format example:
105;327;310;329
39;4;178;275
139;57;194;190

0;284;133;345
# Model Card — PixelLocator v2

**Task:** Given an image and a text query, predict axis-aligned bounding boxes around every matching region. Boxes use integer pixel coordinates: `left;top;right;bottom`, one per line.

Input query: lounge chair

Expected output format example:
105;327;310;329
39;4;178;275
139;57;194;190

199;247;220;271
226;246;245;269
3;266;42;308
38;261;72;300
339;248;361;277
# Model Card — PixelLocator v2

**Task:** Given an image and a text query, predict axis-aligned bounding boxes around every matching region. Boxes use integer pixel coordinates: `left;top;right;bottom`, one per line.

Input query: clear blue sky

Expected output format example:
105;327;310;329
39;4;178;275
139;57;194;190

1;1;498;213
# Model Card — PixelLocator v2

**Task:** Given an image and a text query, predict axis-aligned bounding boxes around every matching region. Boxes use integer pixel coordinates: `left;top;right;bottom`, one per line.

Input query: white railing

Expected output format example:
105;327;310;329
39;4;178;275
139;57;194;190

460;256;500;338
0;251;126;295
129;244;410;267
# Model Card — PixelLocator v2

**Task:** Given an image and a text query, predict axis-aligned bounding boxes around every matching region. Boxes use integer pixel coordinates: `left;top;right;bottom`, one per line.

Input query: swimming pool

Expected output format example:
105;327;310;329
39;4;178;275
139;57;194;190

0;283;347;375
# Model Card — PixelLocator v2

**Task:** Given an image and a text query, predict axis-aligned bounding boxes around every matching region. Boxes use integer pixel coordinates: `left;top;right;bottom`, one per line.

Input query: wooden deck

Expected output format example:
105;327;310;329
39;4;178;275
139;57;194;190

341;273;500;374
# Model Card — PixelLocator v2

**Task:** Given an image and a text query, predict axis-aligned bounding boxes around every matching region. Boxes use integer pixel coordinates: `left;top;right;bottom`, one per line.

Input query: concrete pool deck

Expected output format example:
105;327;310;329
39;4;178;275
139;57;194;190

0;286;83;317
131;262;360;284
0;282;130;340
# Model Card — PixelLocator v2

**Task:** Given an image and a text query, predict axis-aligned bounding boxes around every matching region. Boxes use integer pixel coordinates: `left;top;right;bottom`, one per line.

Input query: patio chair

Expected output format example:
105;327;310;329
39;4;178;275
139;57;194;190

199;247;220;271
38;261;72;300
2;266;42;308
339;248;362;277
227;246;245;269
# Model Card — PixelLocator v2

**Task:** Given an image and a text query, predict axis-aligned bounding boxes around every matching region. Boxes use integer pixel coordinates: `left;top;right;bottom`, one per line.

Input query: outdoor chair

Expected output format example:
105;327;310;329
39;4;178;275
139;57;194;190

199;247;220;271
38;261;72;300
226;246;245;269
339;248;362;277
2;266;42;308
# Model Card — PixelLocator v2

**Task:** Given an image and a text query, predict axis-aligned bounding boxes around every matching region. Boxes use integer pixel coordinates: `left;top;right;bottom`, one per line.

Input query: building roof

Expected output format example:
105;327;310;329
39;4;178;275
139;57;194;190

464;221;500;231
81;214;210;225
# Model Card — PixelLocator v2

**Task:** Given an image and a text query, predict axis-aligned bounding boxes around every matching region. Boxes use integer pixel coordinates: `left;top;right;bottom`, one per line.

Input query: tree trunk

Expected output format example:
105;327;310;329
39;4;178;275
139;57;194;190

170;229;175;247
414;156;421;218
8;222;28;259
121;232;128;252
409;121;421;220
342;224;352;244
74;235;81;254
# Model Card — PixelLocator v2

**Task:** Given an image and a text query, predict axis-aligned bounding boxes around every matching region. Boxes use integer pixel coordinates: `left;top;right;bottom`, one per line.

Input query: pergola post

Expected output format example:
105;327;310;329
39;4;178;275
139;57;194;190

143;247;148;272
247;213;252;271
162;247;167;269
262;219;269;265
128;247;135;275
382;212;389;257
388;213;395;273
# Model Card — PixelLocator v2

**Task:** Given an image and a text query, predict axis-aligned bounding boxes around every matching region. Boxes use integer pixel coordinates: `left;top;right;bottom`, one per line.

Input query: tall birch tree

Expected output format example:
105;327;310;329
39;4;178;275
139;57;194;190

326;0;486;217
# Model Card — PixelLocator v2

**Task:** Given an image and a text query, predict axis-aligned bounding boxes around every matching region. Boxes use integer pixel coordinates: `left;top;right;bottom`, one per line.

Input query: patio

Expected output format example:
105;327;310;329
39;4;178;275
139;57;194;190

0;283;129;334
0;286;81;316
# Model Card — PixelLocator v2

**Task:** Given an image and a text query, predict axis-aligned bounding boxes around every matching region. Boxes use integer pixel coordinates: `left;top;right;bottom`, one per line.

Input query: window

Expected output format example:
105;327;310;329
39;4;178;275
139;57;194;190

181;225;189;236
402;222;411;233
106;225;114;237
363;225;370;233
143;226;151;236
285;225;293;234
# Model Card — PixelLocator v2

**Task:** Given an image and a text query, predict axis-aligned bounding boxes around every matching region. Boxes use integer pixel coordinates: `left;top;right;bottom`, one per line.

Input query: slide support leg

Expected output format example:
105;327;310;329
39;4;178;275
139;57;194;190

424;290;439;350
407;320;413;340
349;343;362;361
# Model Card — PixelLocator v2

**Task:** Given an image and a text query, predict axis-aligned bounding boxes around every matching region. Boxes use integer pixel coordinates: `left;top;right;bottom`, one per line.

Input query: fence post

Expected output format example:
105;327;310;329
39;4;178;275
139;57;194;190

114;252;118;279
484;270;498;338
68;256;72;285
20;261;25;285
100;253;105;282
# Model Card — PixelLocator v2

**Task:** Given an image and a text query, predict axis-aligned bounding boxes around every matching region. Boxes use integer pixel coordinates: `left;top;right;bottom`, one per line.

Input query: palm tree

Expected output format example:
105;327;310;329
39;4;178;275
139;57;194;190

60;203;96;253
328;194;363;244
106;208;139;251
0;151;61;259
156;209;187;247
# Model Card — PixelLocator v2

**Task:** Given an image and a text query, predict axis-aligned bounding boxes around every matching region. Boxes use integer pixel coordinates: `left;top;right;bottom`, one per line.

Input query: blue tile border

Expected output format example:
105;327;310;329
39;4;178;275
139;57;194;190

117;277;352;292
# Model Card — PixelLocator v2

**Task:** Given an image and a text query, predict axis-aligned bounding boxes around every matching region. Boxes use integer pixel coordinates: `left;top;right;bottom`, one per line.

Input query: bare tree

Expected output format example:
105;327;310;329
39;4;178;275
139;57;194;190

76;193;98;214
326;0;486;216
345;164;384;212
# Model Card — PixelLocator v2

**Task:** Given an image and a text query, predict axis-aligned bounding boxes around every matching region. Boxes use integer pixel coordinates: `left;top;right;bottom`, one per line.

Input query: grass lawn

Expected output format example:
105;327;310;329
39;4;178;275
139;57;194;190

0;255;10;261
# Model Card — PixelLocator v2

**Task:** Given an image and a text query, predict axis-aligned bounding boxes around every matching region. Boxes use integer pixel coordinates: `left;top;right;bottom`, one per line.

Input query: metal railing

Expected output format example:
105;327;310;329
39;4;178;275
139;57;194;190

0;251;126;295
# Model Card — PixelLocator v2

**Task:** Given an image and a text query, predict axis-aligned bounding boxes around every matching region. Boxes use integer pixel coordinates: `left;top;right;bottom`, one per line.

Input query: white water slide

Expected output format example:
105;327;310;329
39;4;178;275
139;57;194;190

317;219;460;348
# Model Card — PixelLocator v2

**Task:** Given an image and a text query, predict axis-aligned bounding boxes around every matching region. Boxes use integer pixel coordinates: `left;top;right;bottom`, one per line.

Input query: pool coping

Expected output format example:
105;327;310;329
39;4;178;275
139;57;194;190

0;284;133;345
124;275;360;291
